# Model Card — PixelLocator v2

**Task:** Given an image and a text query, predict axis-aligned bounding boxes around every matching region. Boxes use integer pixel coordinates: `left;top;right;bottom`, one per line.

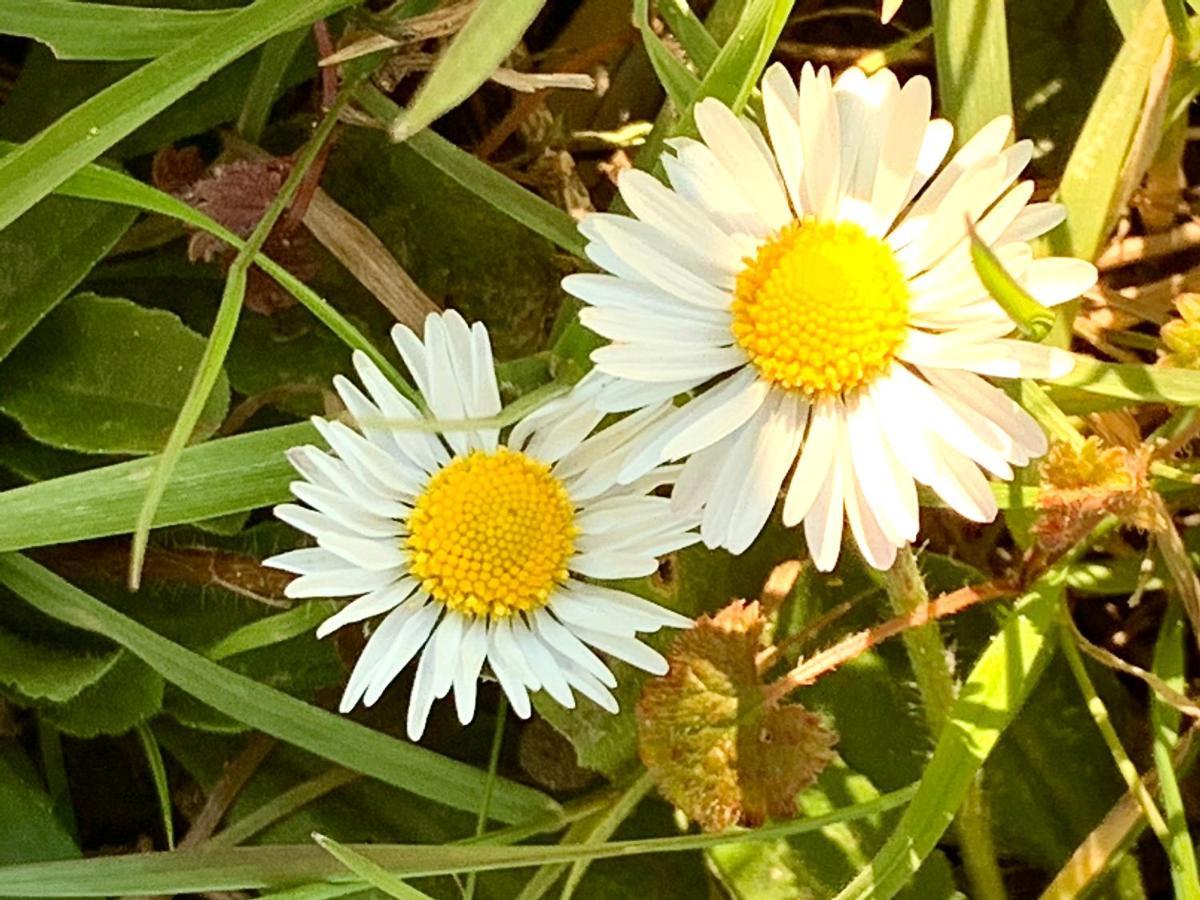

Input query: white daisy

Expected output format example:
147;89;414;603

265;311;698;740
563;62;1097;571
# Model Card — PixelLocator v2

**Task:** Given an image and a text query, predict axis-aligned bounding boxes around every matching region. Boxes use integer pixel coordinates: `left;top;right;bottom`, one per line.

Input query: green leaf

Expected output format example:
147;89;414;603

312;834;433;900
0;0;353;231
0;0;229;61
930;0;1013;143
0;196;134;362
385;0;547;142
0;422;310;552
40;650;163;737
0;741;79;868
0;553;558;824
0;293;230;454
0;786;918;895
1050;0;1172;260
707;763;959;900
967;219;1054;339
833;566;1067;900
207;601;338;662
685;0;791;117
0;623;119;704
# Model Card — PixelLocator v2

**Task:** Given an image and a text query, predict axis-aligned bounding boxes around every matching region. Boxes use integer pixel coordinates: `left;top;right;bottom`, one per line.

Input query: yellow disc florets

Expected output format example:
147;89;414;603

406;447;577;619
731;218;910;396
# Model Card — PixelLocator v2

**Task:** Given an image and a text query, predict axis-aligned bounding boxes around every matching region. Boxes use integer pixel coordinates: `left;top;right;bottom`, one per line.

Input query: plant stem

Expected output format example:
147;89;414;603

465;695;509;900
881;546;1008;900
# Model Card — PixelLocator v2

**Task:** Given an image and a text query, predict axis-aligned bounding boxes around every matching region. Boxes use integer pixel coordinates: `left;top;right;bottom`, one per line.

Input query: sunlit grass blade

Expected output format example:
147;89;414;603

0;143;412;392
929;0;1012;142
353;85;585;257
0;554;558;823
127;87;353;589
312;834;434;899
0;423;311;552
967;218;1055;339
384;0;546;142
1050;0;1173;261
0;0;227;60
0;0;354;231
833;567;1068;900
1048;356;1200;404
1151;602;1200;895
0;784;917;896
634;0;701;108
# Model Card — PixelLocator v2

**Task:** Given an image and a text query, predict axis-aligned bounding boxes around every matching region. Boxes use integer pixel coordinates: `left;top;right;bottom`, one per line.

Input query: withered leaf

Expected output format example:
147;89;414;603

175;158;318;315
1035;436;1165;554
636;600;836;832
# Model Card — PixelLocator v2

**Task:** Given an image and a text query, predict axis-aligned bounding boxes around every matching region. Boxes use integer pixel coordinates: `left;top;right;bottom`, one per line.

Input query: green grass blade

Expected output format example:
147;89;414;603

127;87;353;589
833;567;1068;900
0;143;412;392
1050;0;1172;261
656;0;721;70
686;0;792;116
634;0;701;108
313;834;434;899
0;554;558;823
968;219;1055;339
238;28;309;143
0;784;917;895
0;422;311;552
354;85;585;257
384;0;547;142
1048;356;1200;404
929;0;1013;142
1152;602;1200;895
0;0;227;60
0;0;353;231
136;722;175;850
207;602;338;661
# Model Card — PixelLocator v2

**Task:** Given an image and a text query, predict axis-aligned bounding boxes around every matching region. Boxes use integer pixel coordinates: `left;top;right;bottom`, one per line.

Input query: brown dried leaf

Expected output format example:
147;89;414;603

177;159;318;315
636;601;836;832
1035;436;1166;554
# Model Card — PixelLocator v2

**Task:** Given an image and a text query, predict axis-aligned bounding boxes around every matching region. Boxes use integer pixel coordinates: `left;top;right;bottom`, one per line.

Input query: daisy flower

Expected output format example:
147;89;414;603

264;311;697;740
563;63;1097;571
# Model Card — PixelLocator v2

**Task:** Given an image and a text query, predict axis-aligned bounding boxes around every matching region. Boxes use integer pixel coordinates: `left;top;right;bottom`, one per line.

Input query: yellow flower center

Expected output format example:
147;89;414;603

406;447;577;619
731;218;910;396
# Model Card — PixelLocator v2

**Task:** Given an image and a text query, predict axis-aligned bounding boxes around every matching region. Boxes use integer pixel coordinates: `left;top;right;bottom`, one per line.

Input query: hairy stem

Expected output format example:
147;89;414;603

881;546;1008;900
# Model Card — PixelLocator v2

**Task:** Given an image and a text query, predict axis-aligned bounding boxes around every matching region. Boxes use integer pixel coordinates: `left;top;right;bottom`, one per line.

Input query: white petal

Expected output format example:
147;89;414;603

570;625;669;675
486;621;532;718
869;75;931;234
844;391;918;544
563;579;693;631
285;567;399;600
661;368;771;460
798;63;841;218
802;404;846;572
616;168;745;273
351;352;448;475
694;97;792;229
263;546;349;575
405;641;439;740
1021;257;1097;306
762;62;805;214
289;481;401;539
316;578;419;638
591;343;747;383
782;396;837;526
513;618;574;709
363;602;441;707
453;617;489;725
530;609;618;687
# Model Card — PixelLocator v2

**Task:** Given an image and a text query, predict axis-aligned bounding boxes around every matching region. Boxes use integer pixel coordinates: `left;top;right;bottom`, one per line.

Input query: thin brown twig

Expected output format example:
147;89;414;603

179;734;276;849
763;581;1016;705
1061;606;1200;718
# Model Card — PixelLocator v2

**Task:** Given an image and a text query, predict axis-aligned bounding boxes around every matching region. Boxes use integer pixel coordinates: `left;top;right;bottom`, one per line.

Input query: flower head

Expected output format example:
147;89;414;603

564;63;1097;571
266;311;697;740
